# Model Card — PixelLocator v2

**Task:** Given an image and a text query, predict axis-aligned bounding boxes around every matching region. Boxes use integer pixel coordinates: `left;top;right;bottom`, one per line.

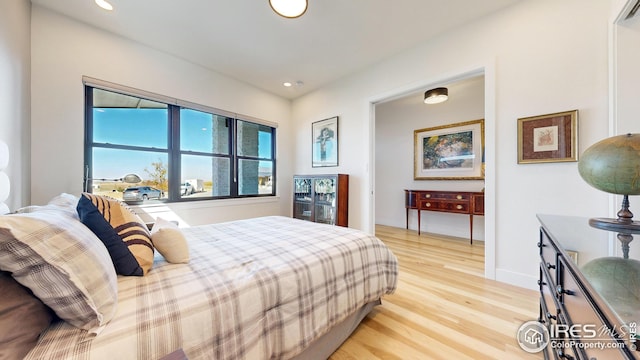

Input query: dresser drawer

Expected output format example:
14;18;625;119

419;200;469;213
539;230;558;287
419;192;469;201
539;296;559;360
540;263;560;325
552;340;579;360
558;257;603;328
558;257;630;359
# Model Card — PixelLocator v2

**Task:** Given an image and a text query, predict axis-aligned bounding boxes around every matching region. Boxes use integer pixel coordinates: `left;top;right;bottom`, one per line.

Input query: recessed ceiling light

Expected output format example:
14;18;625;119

283;82;293;87
95;0;113;11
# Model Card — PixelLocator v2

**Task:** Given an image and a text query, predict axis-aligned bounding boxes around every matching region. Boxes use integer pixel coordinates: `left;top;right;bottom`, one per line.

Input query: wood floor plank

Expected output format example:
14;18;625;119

329;225;542;360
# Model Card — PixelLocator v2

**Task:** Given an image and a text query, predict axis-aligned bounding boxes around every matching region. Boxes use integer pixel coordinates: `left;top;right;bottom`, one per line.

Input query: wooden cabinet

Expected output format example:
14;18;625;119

537;215;638;359
293;174;348;227
404;190;484;244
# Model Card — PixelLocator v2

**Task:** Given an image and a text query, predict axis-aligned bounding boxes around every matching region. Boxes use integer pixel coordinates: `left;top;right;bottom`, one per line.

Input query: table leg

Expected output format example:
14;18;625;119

406;208;409;229
417;209;421;235
469;214;473;245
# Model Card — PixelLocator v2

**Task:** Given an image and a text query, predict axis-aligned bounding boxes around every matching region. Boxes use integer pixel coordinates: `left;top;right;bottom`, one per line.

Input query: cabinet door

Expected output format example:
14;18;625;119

314;177;337;225
293;177;313;221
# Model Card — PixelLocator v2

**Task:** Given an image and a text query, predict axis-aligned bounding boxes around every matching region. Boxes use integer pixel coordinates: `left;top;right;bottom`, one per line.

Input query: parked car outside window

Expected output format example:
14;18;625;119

180;182;194;196
123;186;164;201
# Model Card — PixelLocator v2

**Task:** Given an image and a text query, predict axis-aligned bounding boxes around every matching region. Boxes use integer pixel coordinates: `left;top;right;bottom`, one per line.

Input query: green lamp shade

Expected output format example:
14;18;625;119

578;133;640;195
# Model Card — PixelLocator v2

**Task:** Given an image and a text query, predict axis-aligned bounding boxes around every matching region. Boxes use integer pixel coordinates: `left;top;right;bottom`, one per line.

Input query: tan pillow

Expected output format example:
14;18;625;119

0;271;54;360
150;218;189;264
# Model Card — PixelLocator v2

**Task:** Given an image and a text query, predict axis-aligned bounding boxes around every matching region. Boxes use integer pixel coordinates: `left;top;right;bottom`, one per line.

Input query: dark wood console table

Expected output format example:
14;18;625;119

404;190;484;244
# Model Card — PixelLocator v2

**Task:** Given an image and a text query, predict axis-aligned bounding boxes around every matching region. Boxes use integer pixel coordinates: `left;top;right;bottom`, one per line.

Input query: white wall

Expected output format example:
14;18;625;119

30;6;293;225
614;12;640;135
292;0;612;289
612;3;640;259
0;0;31;210
375;76;485;240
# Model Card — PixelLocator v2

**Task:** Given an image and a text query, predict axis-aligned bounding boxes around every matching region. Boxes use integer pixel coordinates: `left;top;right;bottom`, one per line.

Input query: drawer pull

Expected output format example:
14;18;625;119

456;195;462;200
537;241;546;248
537;280;546;286
556;285;575;296
546;312;556;320
425;202;431;207
456;205;463;210
557;349;574;360
546;262;556;270
425;194;431;198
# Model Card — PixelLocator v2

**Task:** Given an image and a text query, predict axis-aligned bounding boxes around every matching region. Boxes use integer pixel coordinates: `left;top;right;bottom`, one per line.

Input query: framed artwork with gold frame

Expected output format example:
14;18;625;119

413;119;484;180
517;110;578;164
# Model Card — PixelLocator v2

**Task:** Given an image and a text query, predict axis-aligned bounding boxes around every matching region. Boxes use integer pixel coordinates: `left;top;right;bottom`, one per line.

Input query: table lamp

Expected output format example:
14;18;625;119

578;133;640;232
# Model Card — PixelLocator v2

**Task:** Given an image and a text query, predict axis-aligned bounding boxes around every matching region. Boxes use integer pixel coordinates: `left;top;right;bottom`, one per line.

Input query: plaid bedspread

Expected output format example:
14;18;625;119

25;216;398;360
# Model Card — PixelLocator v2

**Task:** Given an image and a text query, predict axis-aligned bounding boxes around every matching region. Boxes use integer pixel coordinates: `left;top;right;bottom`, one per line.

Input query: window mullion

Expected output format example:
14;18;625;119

169;105;181;201
271;127;277;196
230;118;238;197
83;86;94;192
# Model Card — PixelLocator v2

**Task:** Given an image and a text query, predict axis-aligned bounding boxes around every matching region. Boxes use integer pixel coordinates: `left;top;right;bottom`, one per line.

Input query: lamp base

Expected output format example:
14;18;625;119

589;217;640;234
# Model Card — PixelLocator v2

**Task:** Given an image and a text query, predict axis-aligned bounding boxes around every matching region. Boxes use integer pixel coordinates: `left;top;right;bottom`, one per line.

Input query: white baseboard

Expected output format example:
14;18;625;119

495;268;538;291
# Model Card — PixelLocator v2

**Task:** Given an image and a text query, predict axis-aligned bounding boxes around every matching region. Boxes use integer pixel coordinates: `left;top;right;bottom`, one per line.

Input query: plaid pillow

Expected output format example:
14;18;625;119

0;210;118;333
77;193;154;275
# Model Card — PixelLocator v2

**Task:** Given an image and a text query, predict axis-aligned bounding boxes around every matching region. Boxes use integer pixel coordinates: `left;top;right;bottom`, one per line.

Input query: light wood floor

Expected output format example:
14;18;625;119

330;225;542;360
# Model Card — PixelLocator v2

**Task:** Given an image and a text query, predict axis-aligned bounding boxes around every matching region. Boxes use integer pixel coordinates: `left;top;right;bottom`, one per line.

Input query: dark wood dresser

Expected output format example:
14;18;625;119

404;189;484;243
537;215;639;359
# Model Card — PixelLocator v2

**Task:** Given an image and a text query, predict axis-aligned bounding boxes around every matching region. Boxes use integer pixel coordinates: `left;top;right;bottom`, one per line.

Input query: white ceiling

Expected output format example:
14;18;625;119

31;0;522;100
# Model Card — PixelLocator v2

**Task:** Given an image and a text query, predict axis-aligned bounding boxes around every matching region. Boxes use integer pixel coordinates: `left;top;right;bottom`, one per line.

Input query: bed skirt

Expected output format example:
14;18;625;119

291;299;380;360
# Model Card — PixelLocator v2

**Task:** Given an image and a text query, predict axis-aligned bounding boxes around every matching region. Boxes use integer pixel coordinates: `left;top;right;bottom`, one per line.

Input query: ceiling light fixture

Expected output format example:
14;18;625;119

283;81;304;87
424;87;449;104
269;0;308;18
95;0;113;11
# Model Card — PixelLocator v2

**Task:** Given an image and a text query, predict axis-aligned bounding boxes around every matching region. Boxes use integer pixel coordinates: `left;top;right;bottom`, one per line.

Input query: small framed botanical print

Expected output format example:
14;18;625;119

517;110;578;164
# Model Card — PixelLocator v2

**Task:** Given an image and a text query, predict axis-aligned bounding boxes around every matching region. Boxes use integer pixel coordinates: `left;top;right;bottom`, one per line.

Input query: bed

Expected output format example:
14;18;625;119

0;193;398;360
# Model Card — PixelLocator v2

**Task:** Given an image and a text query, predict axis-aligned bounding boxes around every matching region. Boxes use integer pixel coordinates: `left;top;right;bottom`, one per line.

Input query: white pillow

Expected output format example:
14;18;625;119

15;193;80;219
150;218;189;264
47;193;80;217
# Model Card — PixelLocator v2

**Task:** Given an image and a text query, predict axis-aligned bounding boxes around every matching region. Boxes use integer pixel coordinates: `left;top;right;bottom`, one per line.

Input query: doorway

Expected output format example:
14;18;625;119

369;69;496;278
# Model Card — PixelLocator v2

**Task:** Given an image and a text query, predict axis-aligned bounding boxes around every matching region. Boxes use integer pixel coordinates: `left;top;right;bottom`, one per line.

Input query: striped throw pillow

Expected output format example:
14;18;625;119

77;193;154;275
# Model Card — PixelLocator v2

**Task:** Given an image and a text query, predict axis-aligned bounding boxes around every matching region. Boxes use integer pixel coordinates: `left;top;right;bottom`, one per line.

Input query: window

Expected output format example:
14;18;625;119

84;81;276;204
